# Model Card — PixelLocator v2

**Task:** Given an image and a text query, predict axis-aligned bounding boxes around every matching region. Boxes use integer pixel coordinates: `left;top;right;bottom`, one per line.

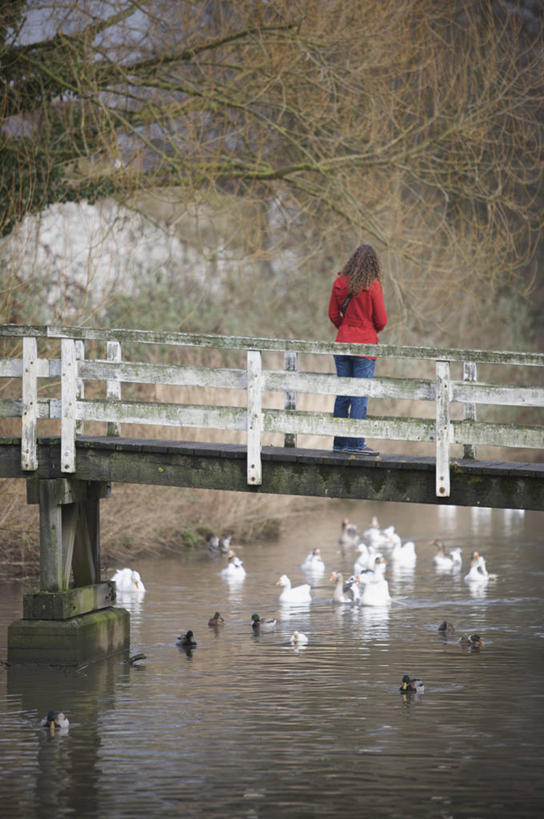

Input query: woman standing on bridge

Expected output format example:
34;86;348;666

328;243;388;455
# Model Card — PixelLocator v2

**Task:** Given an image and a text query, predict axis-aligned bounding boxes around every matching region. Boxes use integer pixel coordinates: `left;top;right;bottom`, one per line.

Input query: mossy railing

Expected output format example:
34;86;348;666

1;323;543;498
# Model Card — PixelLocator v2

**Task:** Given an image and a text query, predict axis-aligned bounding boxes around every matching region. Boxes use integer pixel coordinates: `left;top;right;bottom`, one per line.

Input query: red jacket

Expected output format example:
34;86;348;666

328;276;387;357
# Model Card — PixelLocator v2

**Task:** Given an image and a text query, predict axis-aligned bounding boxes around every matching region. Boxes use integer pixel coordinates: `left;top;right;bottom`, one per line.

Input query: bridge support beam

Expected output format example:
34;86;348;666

7;478;129;666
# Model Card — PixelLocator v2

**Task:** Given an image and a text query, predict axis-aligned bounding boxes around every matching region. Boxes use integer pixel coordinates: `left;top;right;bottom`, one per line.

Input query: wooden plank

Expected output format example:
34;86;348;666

72;499;99;586
106;340;122;437
75;340;85;435
80;359;248;390
264;371;435;400
61;339;77;473
263;410;436;442
22;582;115;620
1;322;543;366
284;351;297;448
78;398;247;429
61;503;78;588
27;477;91;505
462;362;477;460
247;350;262;485
39;479;64;592
0;358;53;377
435;361;451;497
453;381;544;407
452;419;543;449
21;337;38;471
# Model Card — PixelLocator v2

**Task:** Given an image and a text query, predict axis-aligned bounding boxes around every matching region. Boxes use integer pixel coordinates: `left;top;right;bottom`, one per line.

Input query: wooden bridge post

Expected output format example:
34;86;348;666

463;361;477;460
61;338;77;473
107;339;122;437
29;478;108;592
284;351;297;448
75;339;85;436
8;478;128;665
21;337;38;471
435;360;451;497
247;350;263;485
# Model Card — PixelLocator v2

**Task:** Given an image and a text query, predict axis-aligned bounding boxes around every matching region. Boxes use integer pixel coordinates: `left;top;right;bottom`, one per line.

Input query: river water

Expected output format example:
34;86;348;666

0;499;543;818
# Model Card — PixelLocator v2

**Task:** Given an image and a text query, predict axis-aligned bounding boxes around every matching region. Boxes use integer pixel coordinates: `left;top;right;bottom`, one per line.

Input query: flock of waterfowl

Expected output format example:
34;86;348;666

174;515;496;694
42;513;497;732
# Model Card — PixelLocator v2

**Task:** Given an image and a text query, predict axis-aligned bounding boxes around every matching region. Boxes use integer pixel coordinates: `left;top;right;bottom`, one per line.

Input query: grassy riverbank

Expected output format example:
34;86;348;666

0;478;322;582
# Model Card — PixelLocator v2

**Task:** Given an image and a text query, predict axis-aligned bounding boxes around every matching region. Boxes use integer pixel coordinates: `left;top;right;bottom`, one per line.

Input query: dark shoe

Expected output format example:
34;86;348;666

347;445;379;456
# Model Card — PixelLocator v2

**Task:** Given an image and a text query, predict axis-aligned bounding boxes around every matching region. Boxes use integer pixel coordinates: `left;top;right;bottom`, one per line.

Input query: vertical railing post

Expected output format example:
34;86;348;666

435;360;451;497
247;350;263;485
61;339;77;473
463;361;477;460
75;340;85;436
21;337;38;471
107;340;122;437
284;350;297;448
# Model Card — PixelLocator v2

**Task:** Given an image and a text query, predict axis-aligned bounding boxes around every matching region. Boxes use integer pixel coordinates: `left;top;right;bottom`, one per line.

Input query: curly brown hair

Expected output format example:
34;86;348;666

340;243;383;294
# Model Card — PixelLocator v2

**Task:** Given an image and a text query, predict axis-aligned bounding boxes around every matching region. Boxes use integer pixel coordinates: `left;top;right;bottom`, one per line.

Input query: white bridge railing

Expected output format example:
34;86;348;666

1;324;543;497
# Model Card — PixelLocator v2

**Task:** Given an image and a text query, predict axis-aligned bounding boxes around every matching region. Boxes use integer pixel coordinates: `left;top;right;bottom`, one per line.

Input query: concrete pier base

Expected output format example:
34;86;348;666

7;607;130;666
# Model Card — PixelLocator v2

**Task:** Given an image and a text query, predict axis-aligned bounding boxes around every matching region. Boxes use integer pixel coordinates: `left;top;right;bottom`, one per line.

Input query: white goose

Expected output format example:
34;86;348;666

360;556;391;607
354;543;382;574
111;568;146;593
382;525;401;550
431;540;462;571
362;517;392;549
301;547;325;574
290;630;309;646
338;518;359;549
276;574;312;605
220;550;247;580
391;539;417;568
464;551;495;585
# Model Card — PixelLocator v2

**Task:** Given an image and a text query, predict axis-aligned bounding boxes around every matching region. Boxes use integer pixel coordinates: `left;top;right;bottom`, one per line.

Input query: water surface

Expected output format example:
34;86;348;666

1;500;543;817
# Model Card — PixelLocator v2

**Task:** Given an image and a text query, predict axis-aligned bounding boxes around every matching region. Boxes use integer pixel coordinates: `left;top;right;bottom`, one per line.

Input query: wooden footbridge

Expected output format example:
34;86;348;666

1;323;542;664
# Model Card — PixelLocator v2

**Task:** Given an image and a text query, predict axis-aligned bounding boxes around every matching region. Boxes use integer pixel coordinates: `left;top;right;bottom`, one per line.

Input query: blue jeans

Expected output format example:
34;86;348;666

333;355;376;450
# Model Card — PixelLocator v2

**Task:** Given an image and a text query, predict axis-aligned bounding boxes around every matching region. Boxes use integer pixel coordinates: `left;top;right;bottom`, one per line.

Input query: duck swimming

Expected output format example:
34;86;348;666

360;556;391;607
438;620;456;635
276;574;312;605
41;711;70;736
251;613;277;633
431;540;462;571
110;568;146;593
458;633;483;648
207;535;232;555
464;551;491;584
208;612;225;627
391;539;417;568
301;547;325;573
399;675;424;694
177;630;197;648
339;518;359;549
220;550;247;580
290;631;309;646
329;571;358;604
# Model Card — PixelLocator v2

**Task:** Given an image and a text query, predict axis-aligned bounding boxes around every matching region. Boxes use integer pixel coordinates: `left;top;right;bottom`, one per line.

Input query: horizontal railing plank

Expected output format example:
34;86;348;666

452;420;543;448
79;360;248;390
78;399;247;430
1;323;542;366
452;382;544;407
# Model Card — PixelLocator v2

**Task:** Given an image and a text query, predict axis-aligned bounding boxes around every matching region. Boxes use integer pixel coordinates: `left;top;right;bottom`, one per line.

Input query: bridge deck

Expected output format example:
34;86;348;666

1;436;542;510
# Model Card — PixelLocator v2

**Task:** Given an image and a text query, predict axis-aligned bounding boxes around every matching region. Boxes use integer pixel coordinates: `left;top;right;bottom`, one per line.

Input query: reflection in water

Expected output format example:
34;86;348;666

0;501;543;818
358;604;390;641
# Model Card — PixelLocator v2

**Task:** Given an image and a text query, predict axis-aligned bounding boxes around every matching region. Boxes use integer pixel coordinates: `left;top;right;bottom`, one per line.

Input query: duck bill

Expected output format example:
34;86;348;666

49;721;55;737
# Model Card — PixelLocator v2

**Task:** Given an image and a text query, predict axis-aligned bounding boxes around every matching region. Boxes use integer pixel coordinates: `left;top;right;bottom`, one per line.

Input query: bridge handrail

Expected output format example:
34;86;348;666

0;322;543;366
1;324;542;498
